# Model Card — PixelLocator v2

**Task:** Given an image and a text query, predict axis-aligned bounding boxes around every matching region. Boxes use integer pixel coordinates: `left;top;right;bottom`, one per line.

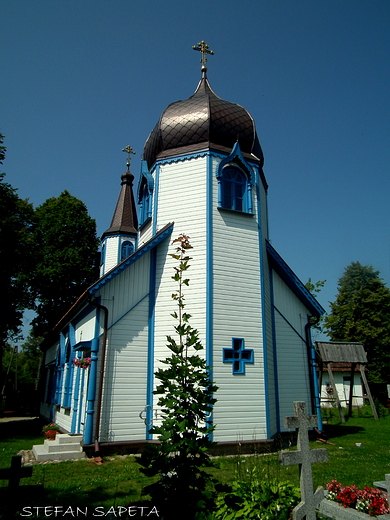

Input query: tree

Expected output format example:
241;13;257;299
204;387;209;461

138;235;218;520
0;133;35;400
324;261;390;383
31;190;99;336
1;334;43;413
305;278;326;334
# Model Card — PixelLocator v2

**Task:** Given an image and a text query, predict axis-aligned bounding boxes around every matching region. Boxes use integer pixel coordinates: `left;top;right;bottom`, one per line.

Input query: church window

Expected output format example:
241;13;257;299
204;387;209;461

121;240;134;261
218;164;253;214
221;168;246;211
100;244;106;266
223;338;254;375
140;185;152;225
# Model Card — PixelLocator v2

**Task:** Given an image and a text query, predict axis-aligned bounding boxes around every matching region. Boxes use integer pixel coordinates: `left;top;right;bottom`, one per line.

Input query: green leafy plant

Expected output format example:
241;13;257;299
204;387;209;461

138;234;218;519
214;468;300;520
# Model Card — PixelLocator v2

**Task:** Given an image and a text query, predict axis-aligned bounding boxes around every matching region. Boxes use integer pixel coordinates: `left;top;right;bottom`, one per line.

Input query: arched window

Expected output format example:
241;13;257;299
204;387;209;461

221;168;246;211
121;240;134;261
137;160;154;227
216;142;254;215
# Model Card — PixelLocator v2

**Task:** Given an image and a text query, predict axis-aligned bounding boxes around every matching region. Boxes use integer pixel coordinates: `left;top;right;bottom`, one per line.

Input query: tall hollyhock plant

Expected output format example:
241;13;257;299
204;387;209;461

138;235;218;520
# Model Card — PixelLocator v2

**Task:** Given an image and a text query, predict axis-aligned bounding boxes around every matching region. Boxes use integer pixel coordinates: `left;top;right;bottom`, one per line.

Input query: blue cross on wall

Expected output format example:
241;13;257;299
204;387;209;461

223;338;254;375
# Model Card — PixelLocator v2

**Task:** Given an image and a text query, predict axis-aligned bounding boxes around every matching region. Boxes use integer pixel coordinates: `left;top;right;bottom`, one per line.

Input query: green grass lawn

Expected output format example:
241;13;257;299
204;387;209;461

0;410;389;516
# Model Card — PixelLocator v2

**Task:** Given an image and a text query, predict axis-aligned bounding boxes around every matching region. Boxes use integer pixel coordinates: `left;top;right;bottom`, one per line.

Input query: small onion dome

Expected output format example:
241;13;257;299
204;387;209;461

143;74;264;169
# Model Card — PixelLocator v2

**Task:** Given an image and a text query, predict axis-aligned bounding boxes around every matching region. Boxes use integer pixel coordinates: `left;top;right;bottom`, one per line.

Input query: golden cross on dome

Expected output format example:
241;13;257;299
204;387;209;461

122;145;136;169
192;40;214;72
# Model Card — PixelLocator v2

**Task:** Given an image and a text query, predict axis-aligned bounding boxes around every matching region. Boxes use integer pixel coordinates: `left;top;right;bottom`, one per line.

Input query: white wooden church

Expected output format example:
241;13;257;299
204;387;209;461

40;44;325;447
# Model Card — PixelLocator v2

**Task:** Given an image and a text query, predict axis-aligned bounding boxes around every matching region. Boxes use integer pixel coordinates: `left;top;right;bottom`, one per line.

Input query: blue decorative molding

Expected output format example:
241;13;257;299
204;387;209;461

217;142;255;185
137;160;155;202
223;338;254;375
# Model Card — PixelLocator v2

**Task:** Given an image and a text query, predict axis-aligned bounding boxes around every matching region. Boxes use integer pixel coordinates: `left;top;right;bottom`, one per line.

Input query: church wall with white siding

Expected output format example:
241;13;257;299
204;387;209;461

39;67;325;447
272;270;313;428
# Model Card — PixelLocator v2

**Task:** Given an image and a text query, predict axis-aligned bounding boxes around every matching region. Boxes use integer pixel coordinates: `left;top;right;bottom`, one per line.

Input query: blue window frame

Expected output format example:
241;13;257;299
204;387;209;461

100;243;106;266
223;338;254;375
121;240;134;261
221;168;246;211
140;185;152;225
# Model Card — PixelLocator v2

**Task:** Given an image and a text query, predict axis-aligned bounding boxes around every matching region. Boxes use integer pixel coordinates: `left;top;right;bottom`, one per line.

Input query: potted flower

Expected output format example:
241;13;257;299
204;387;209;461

73;357;91;369
42;423;60;440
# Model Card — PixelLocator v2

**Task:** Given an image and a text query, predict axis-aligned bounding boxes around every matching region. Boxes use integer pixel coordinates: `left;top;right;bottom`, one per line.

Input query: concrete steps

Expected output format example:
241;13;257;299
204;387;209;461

32;433;85;462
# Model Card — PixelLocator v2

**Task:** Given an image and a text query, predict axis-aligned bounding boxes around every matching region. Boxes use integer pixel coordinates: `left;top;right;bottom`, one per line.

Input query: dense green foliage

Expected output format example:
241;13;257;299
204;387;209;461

0;174;35;344
214;471;300;520
31;190;99;336
0;132;35;397
0;131;99;410
2;334;43;413
324;261;390;383
138;235;218;519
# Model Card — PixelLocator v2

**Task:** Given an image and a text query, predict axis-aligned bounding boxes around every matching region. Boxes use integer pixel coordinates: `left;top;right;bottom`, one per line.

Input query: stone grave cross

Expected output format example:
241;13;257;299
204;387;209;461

280;401;328;520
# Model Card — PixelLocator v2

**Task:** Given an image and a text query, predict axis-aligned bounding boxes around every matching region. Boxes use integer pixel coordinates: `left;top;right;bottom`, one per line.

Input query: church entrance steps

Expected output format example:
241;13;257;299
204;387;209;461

32;434;85;462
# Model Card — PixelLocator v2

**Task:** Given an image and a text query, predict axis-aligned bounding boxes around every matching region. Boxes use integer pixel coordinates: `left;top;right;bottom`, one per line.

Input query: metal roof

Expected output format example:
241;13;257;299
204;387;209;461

143;73;264;169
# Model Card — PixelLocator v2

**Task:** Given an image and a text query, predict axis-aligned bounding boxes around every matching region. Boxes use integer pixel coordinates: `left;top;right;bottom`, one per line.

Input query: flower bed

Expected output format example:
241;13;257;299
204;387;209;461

318;480;390;519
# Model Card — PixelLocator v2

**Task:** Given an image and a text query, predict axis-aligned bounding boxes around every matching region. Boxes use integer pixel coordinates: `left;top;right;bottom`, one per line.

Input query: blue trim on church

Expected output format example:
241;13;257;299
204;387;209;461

268;260;281;433
152;165;160;236
89;223;174;294
206;152;214;440
256;169;271;438
84;304;101;445
146;247;157;439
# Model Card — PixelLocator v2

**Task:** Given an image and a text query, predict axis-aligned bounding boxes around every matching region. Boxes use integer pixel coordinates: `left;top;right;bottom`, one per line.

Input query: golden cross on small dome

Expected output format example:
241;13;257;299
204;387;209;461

122;145;136;169
192;40;214;72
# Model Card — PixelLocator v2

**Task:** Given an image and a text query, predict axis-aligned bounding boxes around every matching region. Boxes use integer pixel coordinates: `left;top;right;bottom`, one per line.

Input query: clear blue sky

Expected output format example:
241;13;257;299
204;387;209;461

1;1;390;335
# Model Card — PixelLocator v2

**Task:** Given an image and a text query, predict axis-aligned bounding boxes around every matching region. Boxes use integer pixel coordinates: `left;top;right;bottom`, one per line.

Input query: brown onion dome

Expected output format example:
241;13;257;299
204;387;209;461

143;73;264;169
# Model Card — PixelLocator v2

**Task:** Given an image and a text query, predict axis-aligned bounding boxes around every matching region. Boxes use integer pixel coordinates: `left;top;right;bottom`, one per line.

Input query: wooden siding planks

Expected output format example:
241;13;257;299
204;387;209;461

212;155;267;441
99;297;149;440
272;270;312;429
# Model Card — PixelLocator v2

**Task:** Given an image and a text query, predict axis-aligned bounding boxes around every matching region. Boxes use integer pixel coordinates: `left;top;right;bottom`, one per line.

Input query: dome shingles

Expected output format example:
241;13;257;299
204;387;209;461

143;75;263;168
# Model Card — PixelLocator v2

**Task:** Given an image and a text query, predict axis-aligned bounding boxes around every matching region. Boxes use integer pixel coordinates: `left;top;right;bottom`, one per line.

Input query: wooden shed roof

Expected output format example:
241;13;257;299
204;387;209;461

315;341;367;364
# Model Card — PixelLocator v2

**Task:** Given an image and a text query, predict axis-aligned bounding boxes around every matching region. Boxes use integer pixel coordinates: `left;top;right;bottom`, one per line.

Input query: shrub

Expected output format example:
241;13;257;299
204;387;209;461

214;469;300;520
137;235;218;520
